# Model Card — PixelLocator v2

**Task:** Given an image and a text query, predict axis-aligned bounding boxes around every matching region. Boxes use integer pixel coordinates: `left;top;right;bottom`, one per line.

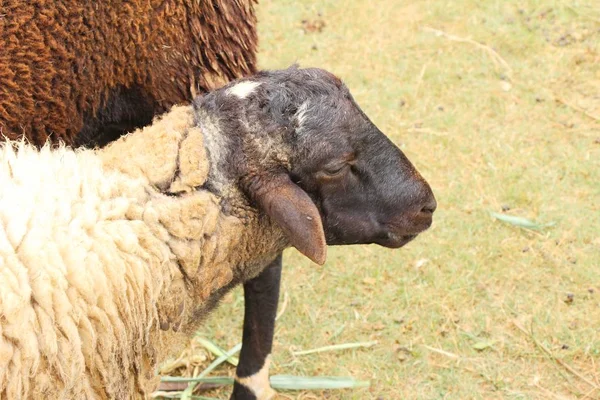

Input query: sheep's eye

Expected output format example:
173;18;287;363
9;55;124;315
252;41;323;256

318;164;349;179
316;152;355;180
324;164;347;174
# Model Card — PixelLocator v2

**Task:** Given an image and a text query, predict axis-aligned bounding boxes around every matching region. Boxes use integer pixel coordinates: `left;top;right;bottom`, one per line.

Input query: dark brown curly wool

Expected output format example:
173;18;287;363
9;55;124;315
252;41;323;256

0;0;257;147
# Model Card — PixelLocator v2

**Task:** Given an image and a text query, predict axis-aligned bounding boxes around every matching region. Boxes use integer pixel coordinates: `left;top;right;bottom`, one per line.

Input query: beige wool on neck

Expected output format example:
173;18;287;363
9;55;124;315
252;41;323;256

0;105;284;399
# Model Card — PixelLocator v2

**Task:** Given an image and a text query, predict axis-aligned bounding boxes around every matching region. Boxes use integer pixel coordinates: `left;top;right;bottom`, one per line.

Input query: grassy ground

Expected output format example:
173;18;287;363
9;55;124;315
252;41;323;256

168;1;600;398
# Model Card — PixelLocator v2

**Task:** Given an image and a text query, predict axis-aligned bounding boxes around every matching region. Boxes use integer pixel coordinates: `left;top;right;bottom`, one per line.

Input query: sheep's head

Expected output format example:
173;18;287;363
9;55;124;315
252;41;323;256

194;66;436;265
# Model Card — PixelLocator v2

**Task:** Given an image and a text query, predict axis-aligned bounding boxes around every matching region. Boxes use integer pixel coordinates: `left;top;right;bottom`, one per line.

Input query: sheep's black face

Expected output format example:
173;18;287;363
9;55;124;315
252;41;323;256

196;66;436;263
287;83;436;249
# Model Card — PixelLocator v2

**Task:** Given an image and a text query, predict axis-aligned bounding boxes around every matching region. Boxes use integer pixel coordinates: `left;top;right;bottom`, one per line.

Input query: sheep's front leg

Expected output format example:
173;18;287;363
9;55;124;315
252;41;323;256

231;254;282;400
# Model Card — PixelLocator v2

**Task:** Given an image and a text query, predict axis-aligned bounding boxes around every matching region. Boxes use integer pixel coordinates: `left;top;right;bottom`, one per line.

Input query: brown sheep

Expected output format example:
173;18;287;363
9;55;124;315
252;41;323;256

0;0;257;147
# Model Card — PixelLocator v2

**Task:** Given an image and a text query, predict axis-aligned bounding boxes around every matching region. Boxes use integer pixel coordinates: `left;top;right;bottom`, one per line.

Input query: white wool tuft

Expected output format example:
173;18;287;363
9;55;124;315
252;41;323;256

226;81;261;99
294;101;310;130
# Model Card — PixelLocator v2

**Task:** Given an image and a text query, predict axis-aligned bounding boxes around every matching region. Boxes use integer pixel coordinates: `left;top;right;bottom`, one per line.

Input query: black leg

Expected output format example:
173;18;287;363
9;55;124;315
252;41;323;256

231;253;282;400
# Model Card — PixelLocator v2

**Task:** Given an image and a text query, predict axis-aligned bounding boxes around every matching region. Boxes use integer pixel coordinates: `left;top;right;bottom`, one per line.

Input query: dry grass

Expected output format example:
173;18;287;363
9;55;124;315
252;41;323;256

164;0;600;398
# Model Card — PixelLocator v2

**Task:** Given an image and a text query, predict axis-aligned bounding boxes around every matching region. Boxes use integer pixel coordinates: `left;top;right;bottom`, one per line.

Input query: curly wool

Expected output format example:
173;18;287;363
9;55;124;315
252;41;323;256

0;106;284;399
0;0;257;146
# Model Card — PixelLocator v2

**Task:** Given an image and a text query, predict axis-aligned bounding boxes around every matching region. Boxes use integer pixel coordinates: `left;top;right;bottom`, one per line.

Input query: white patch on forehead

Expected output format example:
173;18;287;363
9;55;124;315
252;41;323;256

235;355;276;400
226;81;261;99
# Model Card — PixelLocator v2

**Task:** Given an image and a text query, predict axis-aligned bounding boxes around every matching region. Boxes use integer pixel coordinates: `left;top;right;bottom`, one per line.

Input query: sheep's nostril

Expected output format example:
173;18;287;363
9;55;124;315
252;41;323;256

420;196;437;215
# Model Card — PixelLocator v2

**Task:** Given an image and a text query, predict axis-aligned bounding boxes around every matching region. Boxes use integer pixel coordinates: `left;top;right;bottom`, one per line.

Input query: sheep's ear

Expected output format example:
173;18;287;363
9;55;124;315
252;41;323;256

252;175;327;265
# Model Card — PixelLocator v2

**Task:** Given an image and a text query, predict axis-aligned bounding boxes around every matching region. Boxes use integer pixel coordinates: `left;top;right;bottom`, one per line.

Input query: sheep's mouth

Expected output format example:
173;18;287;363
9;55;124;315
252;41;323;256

377;232;418;248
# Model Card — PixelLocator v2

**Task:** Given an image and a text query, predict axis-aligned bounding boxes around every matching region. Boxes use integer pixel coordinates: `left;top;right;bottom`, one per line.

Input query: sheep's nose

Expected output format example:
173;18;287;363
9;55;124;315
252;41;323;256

413;187;436;231
420;196;437;215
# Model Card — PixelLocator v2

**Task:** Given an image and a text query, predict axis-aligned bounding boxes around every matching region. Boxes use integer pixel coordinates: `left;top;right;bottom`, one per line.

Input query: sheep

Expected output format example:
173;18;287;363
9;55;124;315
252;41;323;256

0;0;257;148
0;66;436;400
0;105;280;399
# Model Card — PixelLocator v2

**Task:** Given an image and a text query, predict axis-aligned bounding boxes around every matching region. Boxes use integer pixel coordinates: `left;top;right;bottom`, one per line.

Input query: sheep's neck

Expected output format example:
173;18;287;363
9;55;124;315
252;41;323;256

97;104;286;330
147;189;283;289
98;105;209;193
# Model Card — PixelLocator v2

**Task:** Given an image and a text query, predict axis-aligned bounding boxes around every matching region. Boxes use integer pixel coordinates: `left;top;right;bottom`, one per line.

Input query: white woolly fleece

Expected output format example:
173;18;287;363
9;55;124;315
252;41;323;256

0;106;284;399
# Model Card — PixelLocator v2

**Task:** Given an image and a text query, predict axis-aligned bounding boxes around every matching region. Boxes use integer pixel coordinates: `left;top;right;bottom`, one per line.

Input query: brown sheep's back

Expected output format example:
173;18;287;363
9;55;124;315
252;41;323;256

0;0;257;147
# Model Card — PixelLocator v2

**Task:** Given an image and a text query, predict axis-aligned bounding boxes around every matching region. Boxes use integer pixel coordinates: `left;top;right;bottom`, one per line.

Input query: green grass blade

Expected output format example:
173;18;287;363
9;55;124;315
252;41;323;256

292;340;377;356
180;343;241;400
329;323;347;341
472;340;495;351
180;381;194;400
159;375;369;390
194;337;239;366
198;342;242;379
270;375;370;390
490;212;556;230
160;376;235;384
